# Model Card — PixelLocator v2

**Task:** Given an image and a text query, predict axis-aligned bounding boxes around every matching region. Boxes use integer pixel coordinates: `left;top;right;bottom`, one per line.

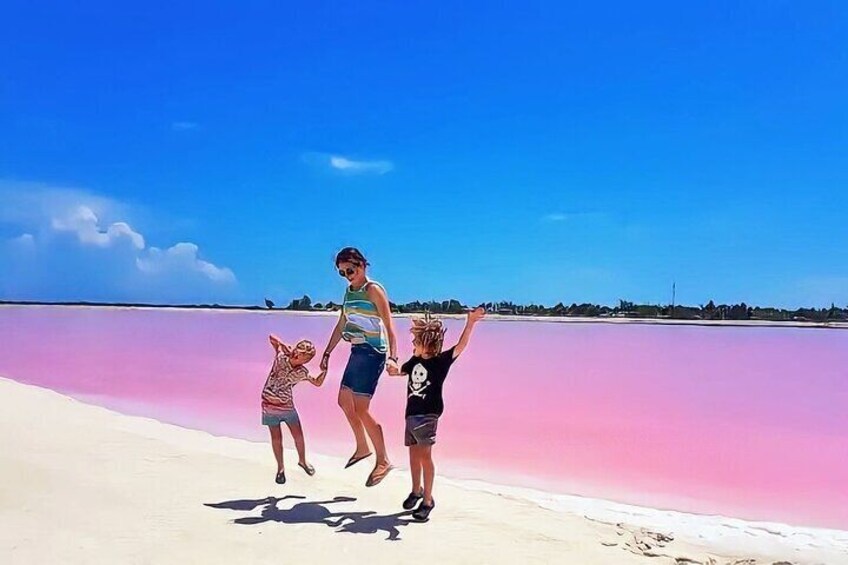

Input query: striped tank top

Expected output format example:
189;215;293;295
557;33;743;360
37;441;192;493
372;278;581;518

342;281;388;354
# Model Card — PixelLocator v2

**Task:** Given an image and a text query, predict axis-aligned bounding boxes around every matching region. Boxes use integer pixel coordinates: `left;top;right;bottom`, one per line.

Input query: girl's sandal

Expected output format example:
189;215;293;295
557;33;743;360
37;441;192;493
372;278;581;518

298;462;316;476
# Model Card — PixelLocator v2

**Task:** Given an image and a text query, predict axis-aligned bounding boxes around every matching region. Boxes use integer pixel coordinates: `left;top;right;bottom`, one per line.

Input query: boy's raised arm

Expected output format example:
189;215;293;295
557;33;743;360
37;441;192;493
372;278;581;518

452;306;486;359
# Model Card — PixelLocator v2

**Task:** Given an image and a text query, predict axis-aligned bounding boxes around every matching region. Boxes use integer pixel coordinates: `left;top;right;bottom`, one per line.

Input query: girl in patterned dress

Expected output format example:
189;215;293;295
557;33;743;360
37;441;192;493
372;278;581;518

263;334;326;484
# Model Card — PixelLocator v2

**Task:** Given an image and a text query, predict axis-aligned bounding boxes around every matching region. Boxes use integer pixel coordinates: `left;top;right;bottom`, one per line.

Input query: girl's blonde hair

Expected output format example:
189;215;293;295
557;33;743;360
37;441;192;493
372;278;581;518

293;340;316;360
410;313;446;355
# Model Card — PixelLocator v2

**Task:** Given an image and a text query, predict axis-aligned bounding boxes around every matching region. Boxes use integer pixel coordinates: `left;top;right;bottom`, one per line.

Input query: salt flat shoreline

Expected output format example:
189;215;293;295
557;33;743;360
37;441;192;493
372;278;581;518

1;377;846;564
2;302;846;330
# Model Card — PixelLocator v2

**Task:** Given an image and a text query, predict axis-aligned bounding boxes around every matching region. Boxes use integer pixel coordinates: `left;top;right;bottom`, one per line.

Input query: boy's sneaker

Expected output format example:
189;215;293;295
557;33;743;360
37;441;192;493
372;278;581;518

412;499;435;522
402;490;424;510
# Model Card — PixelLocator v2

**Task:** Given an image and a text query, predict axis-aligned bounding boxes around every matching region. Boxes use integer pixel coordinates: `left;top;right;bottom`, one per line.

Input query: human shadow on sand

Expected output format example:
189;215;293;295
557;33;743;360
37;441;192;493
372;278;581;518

204;495;416;541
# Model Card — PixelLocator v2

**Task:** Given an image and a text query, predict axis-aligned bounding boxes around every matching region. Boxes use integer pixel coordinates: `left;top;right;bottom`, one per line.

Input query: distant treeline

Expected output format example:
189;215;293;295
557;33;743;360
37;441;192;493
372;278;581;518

3;298;846;324
274;296;848;323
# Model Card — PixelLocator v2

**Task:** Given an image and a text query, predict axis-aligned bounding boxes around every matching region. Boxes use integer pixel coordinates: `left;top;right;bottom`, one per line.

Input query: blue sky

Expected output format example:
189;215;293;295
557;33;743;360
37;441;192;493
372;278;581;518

1;1;846;308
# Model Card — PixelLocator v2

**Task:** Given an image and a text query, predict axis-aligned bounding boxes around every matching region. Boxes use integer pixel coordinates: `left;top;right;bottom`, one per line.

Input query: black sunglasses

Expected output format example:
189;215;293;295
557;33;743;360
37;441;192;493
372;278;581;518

338;267;357;277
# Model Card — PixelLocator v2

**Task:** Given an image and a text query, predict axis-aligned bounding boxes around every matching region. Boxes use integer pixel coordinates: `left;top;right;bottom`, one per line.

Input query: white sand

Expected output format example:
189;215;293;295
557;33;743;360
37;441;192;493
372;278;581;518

1;377;846;565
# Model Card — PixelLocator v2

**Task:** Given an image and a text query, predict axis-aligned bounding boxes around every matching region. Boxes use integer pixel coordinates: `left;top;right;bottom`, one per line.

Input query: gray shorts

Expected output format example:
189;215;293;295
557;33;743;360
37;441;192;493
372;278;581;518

262;407;301;427
405;414;439;446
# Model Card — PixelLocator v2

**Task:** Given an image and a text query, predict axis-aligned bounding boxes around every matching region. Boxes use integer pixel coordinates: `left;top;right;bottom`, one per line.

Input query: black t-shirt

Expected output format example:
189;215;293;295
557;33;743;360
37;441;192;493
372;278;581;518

401;347;456;417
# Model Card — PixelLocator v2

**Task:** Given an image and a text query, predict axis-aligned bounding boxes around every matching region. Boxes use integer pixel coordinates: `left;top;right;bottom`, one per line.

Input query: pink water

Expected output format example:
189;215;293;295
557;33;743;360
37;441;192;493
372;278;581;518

1;306;846;529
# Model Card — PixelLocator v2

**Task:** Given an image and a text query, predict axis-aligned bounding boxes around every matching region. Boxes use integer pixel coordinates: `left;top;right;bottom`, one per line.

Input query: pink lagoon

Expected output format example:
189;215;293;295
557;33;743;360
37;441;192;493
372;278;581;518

2;304;846;530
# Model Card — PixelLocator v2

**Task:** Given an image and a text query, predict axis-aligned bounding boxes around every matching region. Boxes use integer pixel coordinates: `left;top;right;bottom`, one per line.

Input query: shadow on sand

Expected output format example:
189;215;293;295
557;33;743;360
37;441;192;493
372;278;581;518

205;495;416;541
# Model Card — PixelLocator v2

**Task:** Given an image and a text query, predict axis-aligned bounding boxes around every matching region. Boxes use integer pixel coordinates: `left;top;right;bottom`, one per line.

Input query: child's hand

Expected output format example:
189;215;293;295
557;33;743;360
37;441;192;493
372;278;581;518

386;364;400;376
269;334;292;355
268;334;281;351
467;306;486;324
316;369;327;386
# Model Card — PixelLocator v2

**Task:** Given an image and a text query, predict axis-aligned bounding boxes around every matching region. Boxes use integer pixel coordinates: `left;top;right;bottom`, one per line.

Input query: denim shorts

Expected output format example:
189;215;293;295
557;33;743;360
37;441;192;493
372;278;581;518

340;344;386;397
405;414;439;446
262;407;301;427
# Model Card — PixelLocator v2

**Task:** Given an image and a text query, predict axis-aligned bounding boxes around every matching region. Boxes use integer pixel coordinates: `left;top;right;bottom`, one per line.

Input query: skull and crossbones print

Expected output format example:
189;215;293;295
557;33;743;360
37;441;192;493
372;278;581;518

408;363;430;399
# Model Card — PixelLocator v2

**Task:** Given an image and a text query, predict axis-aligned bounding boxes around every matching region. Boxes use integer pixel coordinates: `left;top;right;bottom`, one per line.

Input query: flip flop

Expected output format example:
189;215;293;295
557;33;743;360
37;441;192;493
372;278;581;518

275;470;286;484
365;464;394;487
298;462;316;476
345;452;372;469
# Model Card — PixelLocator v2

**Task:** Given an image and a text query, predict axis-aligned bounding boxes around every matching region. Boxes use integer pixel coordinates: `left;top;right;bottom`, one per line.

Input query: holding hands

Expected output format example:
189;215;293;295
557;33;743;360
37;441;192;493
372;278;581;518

312;368;328;387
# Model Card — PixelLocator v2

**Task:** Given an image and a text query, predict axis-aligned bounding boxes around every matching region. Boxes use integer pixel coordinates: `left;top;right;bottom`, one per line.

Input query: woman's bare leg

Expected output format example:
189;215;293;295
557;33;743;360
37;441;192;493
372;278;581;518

338;388;370;457
353;394;391;474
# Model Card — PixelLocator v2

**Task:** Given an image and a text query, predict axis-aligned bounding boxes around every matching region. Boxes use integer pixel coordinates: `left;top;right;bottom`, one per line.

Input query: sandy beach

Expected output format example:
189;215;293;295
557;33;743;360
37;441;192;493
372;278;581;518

2;377;846;565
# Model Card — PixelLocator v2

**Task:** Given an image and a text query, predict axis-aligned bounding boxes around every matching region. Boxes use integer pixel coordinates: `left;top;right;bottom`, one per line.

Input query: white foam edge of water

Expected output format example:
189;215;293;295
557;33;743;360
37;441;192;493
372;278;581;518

439;476;848;560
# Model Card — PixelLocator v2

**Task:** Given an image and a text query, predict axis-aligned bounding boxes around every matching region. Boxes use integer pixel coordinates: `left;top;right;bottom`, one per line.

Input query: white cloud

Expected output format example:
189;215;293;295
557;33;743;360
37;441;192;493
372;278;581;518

52;205;145;249
137;242;236;284
302;152;394;175
329;155;394;174
0;182;237;303
542;212;603;222
0;181;124;226
13;233;35;246
172;121;199;131
4;233;36;255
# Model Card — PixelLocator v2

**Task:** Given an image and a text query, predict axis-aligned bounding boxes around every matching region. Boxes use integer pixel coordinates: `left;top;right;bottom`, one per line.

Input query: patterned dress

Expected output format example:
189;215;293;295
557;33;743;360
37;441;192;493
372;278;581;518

261;352;309;422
